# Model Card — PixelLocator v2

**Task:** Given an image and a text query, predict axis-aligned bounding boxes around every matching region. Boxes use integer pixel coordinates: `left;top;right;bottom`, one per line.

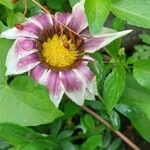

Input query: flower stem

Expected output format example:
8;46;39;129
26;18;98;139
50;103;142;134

81;105;141;150
23;0;27;16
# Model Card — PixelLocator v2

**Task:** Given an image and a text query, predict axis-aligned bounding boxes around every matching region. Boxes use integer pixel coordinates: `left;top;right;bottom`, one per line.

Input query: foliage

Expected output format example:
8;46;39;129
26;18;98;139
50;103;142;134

0;0;150;149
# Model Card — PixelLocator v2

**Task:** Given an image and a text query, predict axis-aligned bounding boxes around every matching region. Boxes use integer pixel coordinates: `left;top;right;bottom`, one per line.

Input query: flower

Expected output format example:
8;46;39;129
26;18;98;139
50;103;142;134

0;0;131;107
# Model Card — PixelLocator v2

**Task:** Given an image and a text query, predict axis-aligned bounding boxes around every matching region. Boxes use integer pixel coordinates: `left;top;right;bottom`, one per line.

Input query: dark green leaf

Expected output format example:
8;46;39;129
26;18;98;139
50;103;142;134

107;139;121;150
133;59;150;89
104;64;126;112
61;141;75;150
85;0;111;34
111;0;150;29
116;75;150;142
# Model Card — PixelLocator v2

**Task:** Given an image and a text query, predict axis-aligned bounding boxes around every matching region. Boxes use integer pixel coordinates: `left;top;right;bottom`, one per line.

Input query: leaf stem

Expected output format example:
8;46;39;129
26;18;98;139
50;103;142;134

81;105;141;150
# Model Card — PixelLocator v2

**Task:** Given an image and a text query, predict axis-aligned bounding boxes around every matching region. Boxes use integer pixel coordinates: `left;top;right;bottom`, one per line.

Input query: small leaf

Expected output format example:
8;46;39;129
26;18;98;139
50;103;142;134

85;0;111;34
0;0;14;9
107;139;121;150
80;134;102;150
103;64;126;112
7;12;25;27
133;59;150;89
139;33;150;45
110;110;120;129
111;0;150;29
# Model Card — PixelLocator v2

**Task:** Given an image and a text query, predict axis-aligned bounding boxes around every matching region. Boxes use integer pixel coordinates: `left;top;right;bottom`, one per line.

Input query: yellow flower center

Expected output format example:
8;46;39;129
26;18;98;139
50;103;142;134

42;34;78;68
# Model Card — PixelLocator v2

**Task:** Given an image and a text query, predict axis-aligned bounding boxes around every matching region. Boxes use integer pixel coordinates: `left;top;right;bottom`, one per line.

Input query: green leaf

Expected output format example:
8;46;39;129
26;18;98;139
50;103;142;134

80;134;102;150
0;123;58;149
116;75;150;142
0;76;63;126
0;39;14;85
106;18;125;57
0;0;14;9
0;21;8;33
109;110;120;130
107;139;121;150
103;64;126;112
0;123;42;145
85;0;111;34
61;141;76;150
82;114;95;132
46;0;70;11
111;0;150;29
7;12;25;27
69;0;80;7
139;33;150;45
133;59;150;89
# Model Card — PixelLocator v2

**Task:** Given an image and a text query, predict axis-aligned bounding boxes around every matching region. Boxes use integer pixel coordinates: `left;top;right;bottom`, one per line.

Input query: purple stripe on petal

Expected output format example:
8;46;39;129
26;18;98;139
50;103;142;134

61;70;82;92
84;37;105;53
17;53;39;69
69;1;88;33
55;12;72;25
30;64;46;81
48;72;60;95
31;13;53;29
47;71;65;107
23;22;41;35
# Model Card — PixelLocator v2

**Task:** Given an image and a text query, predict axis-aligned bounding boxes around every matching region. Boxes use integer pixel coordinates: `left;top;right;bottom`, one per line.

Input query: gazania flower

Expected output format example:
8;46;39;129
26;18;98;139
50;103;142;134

0;1;131;107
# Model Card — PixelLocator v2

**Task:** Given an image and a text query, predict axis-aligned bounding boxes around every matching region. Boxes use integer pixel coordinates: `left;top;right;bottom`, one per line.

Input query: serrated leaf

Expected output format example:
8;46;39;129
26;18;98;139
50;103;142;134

133;59;150;89
0;76;63;126
0;0;14;9
85;0;111;34
111;0;150;29
103;64;126;112
116;75;150;142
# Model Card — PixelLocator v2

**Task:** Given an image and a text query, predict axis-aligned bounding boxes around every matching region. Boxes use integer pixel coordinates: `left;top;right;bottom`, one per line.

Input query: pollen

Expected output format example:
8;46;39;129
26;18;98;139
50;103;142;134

42;34;78;68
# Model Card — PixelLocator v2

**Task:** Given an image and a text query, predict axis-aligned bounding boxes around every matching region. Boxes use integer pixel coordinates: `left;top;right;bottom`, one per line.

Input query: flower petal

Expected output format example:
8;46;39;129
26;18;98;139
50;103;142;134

14;37;38;58
85;89;95;101
30;64;46;82
48;71;65;107
6;40;40;75
0;22;41;39
55;12;72;25
84;30;132;53
69;0;88;33
61;69;86;105
28;13;53;29
77;63;98;96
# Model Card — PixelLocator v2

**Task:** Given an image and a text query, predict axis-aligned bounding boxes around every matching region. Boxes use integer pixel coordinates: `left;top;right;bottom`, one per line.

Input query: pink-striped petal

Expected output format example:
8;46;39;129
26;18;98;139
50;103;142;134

29;13;53;29
55;12;72;25
30;64;46;82
84;30;132;53
0;22;41;39
6;43;40;75
48;71;65;107
69;0;88;33
61;69;86;105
